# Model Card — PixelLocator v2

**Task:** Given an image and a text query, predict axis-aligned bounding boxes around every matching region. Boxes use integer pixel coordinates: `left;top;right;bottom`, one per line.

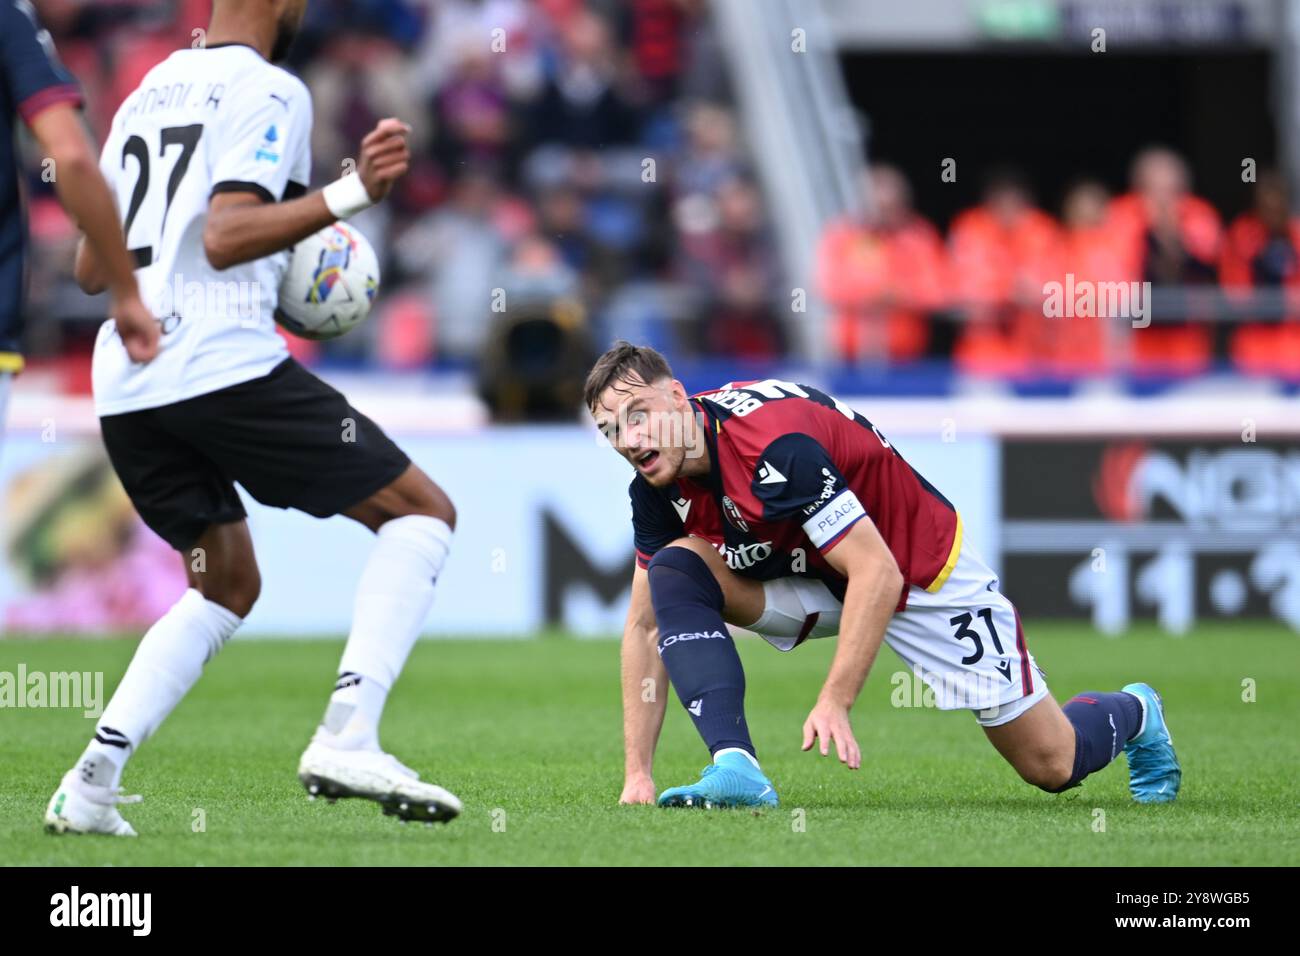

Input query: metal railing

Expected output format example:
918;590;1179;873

712;0;864;364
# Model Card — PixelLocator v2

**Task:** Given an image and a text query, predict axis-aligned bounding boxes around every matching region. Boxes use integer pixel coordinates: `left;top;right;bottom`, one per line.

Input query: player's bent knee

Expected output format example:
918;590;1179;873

646;546;725;612
195;567;261;619
404;466;455;525
661;535;723;571
379;493;455;531
428;489;456;529
223;580;260;620
647;543;716;578
372;468;456;530
1022;751;1075;792
665;534;709;554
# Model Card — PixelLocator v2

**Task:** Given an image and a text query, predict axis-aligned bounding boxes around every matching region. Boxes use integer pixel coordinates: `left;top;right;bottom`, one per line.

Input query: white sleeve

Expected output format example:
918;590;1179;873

287;92;312;197
97;110;121;190
210;74;311;203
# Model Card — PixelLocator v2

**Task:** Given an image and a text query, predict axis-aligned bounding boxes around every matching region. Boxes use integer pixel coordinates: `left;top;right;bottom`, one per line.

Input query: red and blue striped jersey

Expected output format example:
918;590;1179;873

0;0;84;370
630;380;963;610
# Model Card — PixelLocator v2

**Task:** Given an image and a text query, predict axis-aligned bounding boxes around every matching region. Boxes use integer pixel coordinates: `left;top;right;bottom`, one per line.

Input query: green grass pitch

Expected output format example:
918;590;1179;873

1;623;1296;866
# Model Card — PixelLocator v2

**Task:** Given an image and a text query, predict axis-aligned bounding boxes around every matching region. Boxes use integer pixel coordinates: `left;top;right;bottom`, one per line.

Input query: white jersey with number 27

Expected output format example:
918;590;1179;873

92;44;312;416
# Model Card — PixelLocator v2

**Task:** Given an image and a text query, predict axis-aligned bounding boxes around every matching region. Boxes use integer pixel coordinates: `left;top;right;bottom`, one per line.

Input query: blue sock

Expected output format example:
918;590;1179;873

646;547;754;758
1053;690;1143;791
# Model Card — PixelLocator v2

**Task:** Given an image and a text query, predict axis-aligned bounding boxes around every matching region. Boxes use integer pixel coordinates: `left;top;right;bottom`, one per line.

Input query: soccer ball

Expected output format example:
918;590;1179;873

275;222;380;340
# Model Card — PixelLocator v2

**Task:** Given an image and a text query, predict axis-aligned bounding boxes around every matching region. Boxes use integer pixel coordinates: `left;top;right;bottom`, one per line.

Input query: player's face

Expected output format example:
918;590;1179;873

593;377;696;488
271;0;307;62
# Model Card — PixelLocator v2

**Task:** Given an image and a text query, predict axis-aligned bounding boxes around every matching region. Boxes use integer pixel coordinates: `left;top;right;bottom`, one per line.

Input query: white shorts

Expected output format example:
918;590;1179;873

745;542;1049;727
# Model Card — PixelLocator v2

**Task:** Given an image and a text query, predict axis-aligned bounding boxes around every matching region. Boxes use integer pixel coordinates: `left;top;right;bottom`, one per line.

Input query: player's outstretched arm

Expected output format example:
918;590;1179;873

31;104;158;363
620;566;667;805
202;118;411;270
202;189;335;271
801;517;903;770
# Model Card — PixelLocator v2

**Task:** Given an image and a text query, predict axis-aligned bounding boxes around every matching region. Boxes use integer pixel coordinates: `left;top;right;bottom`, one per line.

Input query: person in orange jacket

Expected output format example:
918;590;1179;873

948;168;1065;376
1220;170;1300;376
1110;148;1221;284
816;164;947;363
1049;180;1134;374
1108;147;1222;372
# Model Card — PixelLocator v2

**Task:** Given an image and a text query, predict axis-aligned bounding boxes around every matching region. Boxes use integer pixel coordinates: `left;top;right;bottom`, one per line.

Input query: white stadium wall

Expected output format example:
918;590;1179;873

0;407;998;638
3;390;1296;637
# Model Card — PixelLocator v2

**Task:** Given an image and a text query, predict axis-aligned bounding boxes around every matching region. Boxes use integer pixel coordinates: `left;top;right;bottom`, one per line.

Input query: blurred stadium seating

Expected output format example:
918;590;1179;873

12;0;1300;397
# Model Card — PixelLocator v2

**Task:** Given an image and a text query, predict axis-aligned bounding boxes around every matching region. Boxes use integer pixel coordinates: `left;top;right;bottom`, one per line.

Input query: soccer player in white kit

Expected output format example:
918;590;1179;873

44;0;461;835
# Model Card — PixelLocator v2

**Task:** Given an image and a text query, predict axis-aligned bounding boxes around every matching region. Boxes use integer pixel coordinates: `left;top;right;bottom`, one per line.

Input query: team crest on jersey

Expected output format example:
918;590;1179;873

721;495;749;532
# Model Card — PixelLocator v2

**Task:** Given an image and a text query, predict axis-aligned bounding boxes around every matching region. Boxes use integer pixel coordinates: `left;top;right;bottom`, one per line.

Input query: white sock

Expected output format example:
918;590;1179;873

320;670;388;750
79;588;242;788
320;515;452;750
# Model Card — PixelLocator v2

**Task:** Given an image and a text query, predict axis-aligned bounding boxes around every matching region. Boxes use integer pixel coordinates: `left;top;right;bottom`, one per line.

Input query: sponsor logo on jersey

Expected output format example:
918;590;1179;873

757;460;787;485
714;539;773;571
721;495;749;532
671;496;691;523
688;699;703;716
658;630;728;652
801;467;839;516
254;124;281;163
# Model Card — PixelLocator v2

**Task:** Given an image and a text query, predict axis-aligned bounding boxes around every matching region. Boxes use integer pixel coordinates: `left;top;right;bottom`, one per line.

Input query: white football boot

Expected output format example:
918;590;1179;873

44;768;141;836
297;735;461;825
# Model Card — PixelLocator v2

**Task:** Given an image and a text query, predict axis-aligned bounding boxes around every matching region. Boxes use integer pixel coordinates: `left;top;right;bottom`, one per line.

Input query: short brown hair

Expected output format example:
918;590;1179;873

584;341;674;411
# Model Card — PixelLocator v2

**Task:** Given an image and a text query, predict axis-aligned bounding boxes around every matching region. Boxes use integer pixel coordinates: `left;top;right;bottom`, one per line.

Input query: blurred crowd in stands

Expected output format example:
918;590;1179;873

15;0;1300;381
821;150;1300;378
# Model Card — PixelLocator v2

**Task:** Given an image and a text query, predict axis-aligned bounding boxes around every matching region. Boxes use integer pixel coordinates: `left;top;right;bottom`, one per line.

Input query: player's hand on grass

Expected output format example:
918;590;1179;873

357;117;412;202
619;774;656;805
112;292;160;363
802;696;862;769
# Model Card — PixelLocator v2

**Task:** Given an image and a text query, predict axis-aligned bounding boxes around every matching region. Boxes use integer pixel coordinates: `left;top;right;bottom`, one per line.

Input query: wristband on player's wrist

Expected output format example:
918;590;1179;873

322;172;374;220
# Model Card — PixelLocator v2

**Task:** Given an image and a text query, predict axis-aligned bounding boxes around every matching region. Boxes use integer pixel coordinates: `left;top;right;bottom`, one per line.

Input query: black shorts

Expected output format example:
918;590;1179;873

100;358;410;550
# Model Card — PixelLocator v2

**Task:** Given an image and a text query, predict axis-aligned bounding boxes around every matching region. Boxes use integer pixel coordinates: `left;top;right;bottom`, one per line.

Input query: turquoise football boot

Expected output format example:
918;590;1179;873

657;750;779;809
1122;683;1181;803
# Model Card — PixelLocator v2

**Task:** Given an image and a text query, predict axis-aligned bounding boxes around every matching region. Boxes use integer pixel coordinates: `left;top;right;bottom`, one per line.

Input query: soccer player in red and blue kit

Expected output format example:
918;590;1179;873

586;343;1181;808
1;0;158;447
